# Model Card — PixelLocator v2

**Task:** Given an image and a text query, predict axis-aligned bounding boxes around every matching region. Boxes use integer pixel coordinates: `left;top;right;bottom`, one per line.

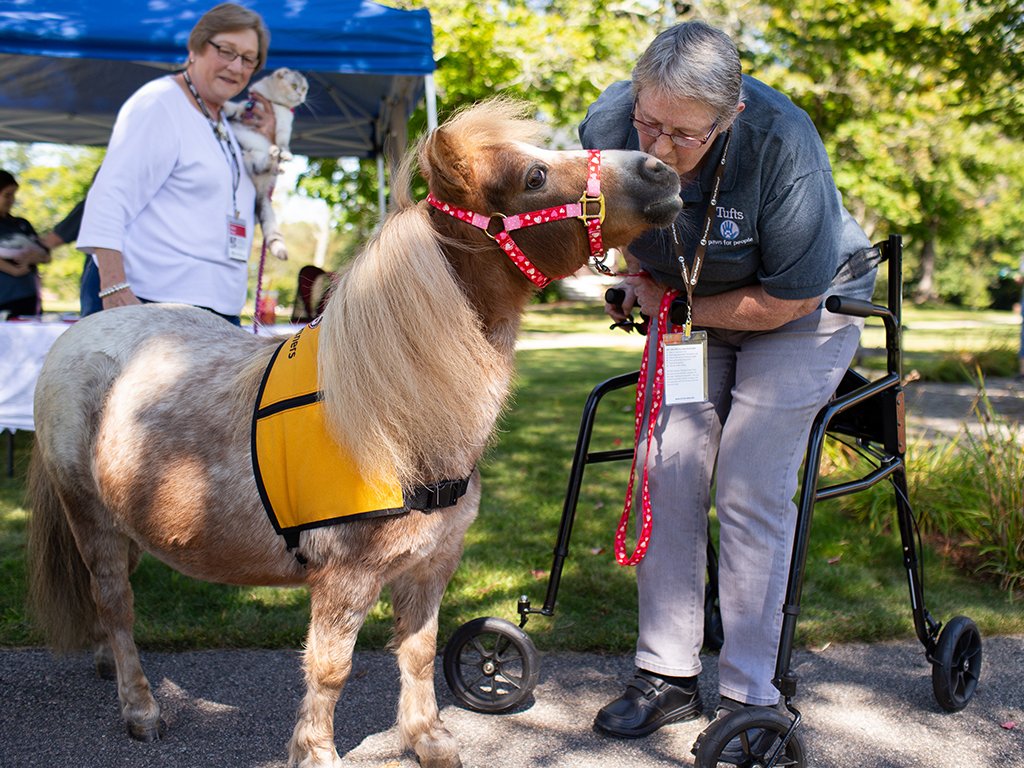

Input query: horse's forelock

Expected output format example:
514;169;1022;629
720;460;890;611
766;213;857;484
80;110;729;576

418;99;547;202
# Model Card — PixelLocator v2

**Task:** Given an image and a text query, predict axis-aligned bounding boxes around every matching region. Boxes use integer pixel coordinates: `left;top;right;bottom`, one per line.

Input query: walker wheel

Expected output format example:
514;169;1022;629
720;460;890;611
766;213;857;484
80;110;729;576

443;617;539;713
931;615;982;712
693;707;805;768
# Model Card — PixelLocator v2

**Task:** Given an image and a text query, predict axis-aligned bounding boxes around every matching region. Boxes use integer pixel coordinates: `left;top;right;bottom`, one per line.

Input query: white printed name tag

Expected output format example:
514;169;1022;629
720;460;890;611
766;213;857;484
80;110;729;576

227;216;249;262
663;330;708;405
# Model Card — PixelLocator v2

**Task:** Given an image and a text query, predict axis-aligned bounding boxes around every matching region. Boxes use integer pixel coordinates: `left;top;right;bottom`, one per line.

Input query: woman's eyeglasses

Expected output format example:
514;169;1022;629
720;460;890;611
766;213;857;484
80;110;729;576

630;102;718;149
208;40;259;70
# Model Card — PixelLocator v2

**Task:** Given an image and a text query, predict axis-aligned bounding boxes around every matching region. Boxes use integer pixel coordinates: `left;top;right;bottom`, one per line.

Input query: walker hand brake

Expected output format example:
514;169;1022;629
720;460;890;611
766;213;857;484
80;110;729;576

605;287;648;335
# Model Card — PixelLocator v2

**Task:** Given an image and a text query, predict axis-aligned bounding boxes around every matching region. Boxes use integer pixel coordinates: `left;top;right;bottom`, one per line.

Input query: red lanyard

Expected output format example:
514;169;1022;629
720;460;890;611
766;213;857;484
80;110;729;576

614;131;731;564
614;288;678;565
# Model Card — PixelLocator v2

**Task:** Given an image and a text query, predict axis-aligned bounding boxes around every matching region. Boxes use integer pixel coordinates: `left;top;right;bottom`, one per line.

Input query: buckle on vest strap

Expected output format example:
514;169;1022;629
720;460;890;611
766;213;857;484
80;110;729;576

407;477;470;510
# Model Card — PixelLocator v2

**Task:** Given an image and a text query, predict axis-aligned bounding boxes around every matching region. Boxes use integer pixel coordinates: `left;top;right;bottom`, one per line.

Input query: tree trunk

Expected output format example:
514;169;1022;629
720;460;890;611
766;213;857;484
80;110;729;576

913;225;940;304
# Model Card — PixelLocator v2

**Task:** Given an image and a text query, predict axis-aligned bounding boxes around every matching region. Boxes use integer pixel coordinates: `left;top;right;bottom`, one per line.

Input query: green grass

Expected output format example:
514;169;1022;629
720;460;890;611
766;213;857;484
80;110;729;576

2;302;1021;654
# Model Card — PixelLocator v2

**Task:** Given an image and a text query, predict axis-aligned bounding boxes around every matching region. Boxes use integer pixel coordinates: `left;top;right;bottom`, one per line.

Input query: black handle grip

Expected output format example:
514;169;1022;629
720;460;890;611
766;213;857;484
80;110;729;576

605;287;626;306
669;296;688;327
605;286;648;335
825;294;886;319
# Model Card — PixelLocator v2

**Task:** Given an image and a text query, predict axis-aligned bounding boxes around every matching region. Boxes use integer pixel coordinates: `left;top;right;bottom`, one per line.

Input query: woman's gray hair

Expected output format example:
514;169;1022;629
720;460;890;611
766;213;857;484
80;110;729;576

188;2;270;74
632;21;742;124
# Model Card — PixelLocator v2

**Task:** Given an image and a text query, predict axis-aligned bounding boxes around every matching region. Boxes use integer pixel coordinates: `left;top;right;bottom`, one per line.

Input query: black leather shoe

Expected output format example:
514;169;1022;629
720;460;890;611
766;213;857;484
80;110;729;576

594;670;703;738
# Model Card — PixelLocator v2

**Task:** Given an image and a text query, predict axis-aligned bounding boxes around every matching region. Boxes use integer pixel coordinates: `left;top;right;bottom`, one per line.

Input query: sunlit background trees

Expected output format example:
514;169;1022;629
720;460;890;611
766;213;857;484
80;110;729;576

2;0;1021;312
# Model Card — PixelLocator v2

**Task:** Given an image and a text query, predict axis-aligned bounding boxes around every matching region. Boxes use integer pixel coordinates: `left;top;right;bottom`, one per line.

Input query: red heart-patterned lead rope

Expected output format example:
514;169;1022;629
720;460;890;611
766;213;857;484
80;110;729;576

426;150;605;289
614;288;679;565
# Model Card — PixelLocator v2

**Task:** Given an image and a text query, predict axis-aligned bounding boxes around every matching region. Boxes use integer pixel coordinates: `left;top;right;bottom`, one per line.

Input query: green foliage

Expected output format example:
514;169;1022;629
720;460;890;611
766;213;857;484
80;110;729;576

5;146;102;230
298;0;1024;308
857;304;1020;382
745;0;1021;304
5;3;1024;309
0;143;104;310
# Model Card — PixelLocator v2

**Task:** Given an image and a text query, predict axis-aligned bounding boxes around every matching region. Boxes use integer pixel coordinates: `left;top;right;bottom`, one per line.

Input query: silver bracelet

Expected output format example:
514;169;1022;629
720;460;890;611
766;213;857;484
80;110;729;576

98;281;131;299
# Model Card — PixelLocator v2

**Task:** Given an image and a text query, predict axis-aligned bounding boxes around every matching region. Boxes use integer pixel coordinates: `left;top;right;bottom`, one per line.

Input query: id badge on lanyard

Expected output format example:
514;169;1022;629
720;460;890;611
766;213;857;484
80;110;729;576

662;130;730;406
227;216;249;261
663;330;708;404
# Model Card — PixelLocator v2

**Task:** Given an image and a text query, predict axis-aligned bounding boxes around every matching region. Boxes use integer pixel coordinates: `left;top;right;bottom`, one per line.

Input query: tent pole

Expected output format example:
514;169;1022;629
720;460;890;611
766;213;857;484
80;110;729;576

425;74;438;131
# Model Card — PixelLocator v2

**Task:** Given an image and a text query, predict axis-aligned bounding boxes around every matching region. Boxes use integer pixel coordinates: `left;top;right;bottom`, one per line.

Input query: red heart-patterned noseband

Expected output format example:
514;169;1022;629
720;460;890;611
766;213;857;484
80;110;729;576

426;150;606;289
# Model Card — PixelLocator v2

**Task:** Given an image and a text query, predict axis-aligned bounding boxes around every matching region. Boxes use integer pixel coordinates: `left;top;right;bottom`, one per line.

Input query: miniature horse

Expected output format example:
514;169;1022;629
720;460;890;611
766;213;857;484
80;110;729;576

27;100;681;768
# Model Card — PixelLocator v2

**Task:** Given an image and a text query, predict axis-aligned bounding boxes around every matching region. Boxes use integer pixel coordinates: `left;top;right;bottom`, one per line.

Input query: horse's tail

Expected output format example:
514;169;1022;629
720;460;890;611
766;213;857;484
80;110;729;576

26;446;98;652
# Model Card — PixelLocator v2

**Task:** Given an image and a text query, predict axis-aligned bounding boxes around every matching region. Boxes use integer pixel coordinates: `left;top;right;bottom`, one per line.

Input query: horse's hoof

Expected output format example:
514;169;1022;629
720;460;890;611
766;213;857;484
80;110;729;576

420;758;462;768
413;731;462;768
126;718;166;742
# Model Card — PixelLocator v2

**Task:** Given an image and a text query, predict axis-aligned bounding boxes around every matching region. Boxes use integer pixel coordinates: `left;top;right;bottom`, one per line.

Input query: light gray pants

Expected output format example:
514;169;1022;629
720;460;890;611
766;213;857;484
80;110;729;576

633;301;866;705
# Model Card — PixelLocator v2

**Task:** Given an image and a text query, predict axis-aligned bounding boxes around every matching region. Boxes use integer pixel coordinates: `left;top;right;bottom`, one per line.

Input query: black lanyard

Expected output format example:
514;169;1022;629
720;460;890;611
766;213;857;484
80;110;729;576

182;70;241;217
672;129;732;335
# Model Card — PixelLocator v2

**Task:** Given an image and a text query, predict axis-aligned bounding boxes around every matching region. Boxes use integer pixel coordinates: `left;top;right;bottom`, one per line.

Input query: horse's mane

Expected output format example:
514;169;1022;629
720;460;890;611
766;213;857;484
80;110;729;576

317;102;535;487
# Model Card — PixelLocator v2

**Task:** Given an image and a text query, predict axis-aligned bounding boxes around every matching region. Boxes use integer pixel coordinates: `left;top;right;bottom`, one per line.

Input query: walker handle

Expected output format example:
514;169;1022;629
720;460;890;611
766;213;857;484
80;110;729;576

604;287;648;335
605;287;625;309
825;295;889;320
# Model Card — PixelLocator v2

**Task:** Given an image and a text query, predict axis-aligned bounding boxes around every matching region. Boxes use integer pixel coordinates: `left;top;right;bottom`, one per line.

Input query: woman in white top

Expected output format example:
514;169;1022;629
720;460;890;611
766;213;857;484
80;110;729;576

77;2;275;325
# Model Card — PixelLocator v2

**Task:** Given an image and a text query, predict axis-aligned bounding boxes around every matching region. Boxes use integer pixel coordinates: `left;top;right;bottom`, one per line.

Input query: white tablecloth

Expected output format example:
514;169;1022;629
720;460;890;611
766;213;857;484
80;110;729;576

0;320;304;433
0;321;74;432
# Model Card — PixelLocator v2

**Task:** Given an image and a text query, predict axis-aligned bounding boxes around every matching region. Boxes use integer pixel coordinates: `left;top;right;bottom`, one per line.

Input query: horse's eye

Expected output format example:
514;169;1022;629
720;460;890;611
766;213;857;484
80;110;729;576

525;165;547;190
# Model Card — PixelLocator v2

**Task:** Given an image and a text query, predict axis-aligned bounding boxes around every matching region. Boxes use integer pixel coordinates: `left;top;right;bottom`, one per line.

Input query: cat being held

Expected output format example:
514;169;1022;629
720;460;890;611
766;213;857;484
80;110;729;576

224;67;309;260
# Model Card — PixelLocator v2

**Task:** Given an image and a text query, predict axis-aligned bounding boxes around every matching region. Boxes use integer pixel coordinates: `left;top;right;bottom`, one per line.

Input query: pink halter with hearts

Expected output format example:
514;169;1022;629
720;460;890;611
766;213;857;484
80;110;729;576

426;150;606;289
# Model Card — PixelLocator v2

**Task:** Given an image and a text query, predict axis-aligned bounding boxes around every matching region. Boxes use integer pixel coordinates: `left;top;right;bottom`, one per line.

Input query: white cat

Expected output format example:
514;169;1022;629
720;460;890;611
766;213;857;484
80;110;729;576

224;67;309;261
0;232;47;261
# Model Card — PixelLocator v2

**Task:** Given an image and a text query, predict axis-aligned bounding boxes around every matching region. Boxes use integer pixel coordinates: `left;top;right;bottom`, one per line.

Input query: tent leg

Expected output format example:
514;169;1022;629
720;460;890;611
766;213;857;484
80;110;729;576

425;74;438;131
5;429;13;478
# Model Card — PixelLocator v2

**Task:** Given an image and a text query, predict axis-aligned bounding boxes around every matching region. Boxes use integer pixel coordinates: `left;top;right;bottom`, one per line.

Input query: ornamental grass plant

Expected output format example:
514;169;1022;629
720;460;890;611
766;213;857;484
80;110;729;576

835;375;1023;597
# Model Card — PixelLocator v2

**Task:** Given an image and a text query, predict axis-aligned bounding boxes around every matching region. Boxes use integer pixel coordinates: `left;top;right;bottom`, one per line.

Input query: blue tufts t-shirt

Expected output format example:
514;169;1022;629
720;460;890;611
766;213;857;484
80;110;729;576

579;77;873;301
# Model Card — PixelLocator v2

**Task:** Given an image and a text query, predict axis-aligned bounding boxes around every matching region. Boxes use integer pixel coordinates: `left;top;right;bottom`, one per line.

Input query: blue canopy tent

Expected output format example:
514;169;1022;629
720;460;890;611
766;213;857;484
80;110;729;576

0;0;437;172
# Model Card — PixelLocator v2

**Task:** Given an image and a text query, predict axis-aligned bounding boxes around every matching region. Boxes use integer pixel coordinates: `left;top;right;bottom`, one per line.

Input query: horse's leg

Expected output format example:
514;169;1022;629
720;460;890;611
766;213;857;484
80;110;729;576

390;536;466;768
92;619;117;680
61;492;164;741
288;564;382;768
91;540;141;681
29;451;161;739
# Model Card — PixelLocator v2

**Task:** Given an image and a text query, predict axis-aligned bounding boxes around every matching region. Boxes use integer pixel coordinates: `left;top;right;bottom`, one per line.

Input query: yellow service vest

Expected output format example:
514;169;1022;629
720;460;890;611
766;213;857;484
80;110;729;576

252;319;408;549
252;319;472;552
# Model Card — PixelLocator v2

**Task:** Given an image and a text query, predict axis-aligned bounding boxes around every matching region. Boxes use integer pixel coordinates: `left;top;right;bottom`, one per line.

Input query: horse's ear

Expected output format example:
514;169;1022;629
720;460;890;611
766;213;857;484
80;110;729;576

419;126;476;202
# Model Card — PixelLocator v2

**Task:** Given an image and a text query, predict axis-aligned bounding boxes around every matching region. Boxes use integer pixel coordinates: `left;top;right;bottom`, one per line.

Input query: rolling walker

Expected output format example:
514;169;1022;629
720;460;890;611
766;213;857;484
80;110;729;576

443;235;982;766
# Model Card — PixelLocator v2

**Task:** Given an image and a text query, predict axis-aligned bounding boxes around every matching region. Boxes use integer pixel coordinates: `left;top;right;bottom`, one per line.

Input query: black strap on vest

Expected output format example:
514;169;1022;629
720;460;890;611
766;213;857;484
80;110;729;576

405;476;472;511
283;475;472;562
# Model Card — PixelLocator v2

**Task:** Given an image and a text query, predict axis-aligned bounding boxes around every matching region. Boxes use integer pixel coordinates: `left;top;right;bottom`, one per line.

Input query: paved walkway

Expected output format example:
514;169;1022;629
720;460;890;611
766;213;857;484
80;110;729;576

2;638;1022;767
902;376;1024;441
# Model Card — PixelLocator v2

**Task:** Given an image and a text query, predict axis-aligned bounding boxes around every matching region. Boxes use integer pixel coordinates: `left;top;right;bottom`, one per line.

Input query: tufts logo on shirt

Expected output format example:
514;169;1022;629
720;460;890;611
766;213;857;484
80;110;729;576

720;220;740;240
716;206;745;242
